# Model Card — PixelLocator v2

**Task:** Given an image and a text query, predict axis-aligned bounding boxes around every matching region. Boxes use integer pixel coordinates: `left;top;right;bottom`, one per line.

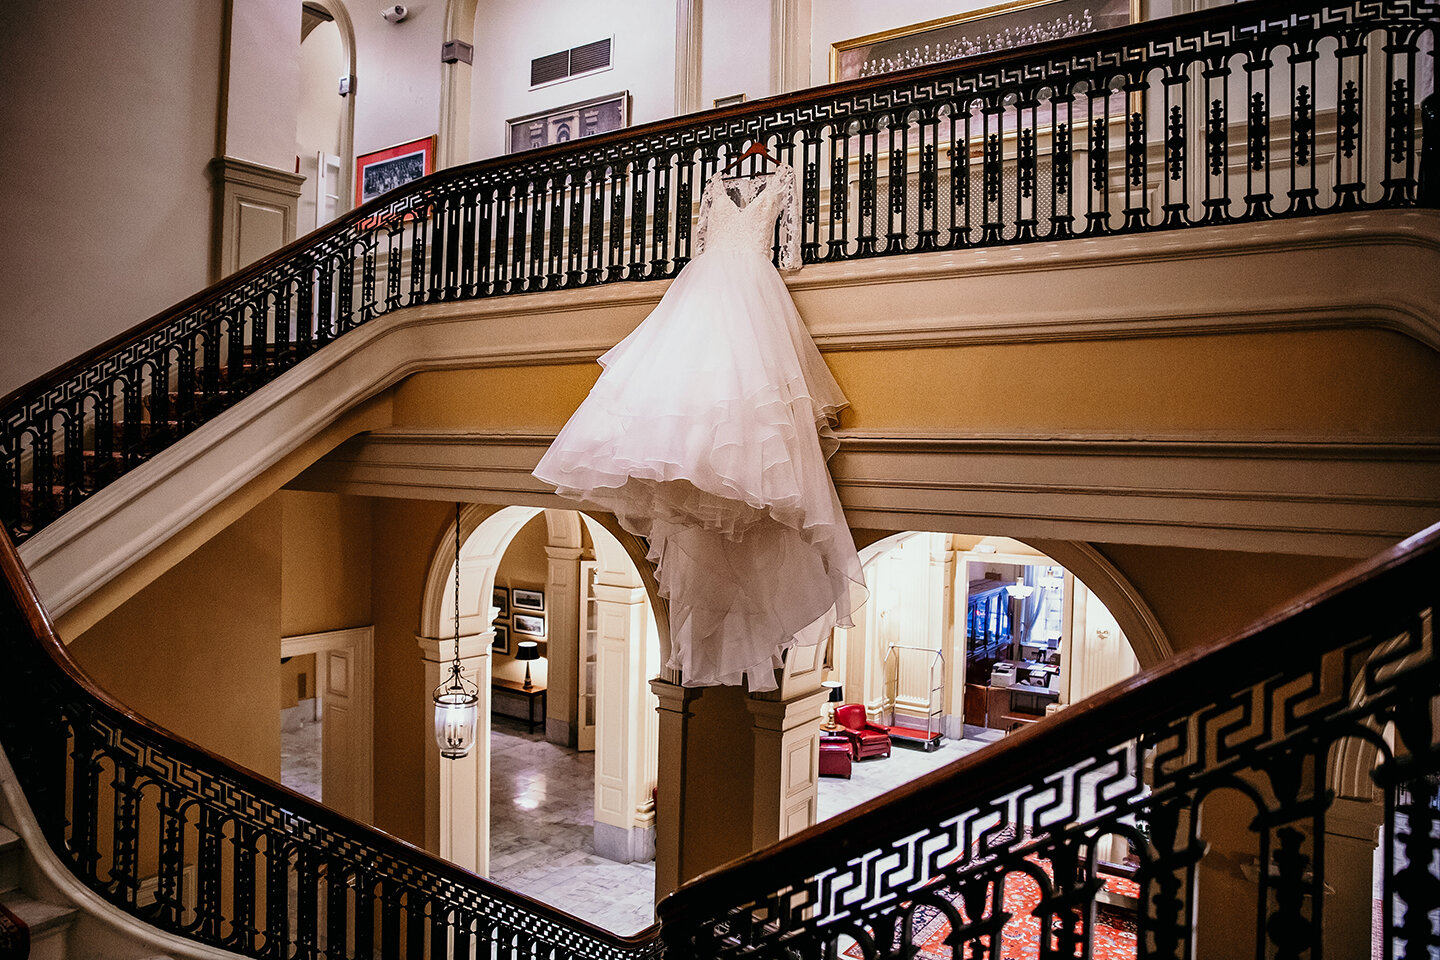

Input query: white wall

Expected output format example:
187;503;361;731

0;0;225;395
298;19;348;229
699;0;772;109
347;0;443;158
467;0;677;161
225;0;301;170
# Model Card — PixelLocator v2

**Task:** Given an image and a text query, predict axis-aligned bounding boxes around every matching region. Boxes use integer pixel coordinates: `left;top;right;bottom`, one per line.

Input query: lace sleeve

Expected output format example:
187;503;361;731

692;175;716;259
775;163;802;272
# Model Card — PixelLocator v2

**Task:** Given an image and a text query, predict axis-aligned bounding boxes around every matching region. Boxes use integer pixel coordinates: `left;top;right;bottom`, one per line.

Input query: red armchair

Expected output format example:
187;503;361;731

835;704;891;760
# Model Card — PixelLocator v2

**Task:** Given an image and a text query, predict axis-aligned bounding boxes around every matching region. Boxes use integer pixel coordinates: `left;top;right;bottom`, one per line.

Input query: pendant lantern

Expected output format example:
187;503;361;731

433;503;479;759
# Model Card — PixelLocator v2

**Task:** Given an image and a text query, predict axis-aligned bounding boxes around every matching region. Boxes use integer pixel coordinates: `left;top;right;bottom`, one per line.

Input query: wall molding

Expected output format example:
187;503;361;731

289;429;1440;559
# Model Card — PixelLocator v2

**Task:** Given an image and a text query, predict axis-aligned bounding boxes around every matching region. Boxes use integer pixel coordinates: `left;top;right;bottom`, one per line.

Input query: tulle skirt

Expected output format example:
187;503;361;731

533;246;866;690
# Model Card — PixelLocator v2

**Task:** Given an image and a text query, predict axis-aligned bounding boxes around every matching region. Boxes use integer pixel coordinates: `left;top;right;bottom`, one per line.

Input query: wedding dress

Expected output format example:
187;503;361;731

532;162;865;691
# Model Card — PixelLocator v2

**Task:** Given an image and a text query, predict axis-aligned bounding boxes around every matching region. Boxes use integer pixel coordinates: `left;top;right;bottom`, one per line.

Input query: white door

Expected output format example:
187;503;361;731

281;627;374;821
577;561;599;752
315;151;343;229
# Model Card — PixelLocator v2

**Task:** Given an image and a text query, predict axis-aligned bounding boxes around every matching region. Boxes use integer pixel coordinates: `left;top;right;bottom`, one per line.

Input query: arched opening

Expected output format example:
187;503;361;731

419;503;661;933
298;0;356;228
817;531;1148;821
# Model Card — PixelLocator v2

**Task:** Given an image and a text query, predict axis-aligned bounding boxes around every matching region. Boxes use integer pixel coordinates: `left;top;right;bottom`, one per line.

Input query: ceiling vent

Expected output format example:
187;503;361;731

530;37;612;88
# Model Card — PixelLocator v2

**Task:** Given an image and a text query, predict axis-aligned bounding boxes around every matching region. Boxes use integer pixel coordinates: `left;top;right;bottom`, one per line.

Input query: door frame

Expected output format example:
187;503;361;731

280;626;375;821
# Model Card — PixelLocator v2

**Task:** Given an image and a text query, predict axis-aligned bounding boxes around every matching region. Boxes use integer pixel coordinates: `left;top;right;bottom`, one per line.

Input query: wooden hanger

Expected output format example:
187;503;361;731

722;141;779;179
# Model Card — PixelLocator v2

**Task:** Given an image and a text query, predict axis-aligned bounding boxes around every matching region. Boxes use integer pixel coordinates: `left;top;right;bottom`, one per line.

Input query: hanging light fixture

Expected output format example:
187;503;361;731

433;502;479;760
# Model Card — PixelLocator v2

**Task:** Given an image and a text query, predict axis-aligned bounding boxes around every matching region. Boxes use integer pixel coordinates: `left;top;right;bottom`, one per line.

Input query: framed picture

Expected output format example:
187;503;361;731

492;623;510;656
513;614;546;638
354;135;435;207
492;587;510;619
507;92;628;154
830;0;1136;83
713;93;748;109
513;588;545;613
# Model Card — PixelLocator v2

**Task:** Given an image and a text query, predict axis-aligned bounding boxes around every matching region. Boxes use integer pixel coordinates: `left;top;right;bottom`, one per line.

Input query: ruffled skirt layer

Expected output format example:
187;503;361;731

533;247;866;690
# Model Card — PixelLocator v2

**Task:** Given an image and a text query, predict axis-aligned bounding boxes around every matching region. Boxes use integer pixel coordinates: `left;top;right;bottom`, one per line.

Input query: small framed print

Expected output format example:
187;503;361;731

355;135;436;207
492;623;510;655
513;614;546;638
512;588;545;613
492;587;510;618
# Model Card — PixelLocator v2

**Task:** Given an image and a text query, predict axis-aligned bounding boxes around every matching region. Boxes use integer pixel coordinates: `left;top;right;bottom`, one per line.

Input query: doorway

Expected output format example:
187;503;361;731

278;626;374;821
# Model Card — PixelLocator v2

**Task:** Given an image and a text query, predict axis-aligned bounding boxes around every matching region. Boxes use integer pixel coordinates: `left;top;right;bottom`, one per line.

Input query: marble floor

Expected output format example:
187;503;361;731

488;715;1000;935
280;700;323;802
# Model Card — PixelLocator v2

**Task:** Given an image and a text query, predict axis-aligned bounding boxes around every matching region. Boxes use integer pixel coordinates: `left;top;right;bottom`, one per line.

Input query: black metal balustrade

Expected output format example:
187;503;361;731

659;524;1440;960
0;532;663;960
1;0;1436;545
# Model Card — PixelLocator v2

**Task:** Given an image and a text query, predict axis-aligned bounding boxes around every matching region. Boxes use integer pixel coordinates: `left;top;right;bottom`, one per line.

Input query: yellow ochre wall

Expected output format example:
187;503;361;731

389;328;1440;439
68;499;284;780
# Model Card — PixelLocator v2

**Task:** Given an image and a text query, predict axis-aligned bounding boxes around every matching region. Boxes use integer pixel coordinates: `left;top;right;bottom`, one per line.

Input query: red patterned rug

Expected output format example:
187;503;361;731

844;858;1138;960
0;900;28;960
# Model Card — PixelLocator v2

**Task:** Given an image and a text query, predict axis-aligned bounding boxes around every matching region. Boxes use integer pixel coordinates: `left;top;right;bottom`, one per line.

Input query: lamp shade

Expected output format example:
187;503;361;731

823;680;844;702
515;640;540;661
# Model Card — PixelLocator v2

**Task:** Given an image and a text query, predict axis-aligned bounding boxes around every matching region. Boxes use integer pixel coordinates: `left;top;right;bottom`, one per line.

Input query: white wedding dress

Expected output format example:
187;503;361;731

533;162;866;691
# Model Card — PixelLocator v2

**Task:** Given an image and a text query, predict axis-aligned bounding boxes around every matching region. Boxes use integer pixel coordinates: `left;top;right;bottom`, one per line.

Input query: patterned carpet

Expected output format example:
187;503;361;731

846;857;1138;960
0;901;27;960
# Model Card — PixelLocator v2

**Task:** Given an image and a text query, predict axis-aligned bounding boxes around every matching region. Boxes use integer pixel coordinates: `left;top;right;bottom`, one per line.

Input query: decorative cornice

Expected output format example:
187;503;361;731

207;155;306;197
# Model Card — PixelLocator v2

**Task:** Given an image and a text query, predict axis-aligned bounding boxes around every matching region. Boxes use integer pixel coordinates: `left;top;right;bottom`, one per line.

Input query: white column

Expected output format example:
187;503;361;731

770;0;812;95
592;573;656;862
544;545;584;746
746;687;829;845
674;0;703;115
416;631;492;875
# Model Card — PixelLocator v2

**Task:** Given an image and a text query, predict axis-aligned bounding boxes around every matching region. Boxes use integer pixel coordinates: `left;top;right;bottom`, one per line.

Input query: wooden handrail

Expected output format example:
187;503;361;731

658;520;1440;922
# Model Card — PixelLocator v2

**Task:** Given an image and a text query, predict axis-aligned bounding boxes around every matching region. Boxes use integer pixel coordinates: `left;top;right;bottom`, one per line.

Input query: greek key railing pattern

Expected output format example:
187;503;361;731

0;535;662;960
2;0;1436;545
658;526;1440;960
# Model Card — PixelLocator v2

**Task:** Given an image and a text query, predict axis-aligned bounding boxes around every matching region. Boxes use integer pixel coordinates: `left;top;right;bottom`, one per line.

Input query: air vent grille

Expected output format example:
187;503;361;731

529;37;612;87
568;38;611;75
530;50;570;87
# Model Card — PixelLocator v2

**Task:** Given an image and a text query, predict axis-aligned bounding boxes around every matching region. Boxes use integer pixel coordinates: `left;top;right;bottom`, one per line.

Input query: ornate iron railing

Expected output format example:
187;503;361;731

0;532;663;960
657;524;1440;960
2;0;1436;545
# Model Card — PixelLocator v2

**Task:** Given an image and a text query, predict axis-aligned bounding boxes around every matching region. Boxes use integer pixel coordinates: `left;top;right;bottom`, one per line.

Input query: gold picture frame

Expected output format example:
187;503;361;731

830;0;1138;83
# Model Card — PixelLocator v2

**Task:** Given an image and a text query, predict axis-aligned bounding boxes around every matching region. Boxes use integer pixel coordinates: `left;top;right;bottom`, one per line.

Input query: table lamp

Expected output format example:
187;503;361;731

515;640;540;689
822;680;844;729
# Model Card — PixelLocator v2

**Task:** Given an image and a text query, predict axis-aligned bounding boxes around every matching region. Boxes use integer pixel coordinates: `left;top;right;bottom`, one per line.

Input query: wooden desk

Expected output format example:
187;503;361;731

492;678;546;734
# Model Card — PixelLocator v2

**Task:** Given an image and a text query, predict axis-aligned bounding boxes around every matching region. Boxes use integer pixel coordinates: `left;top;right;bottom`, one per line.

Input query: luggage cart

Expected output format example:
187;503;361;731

882;644;945;751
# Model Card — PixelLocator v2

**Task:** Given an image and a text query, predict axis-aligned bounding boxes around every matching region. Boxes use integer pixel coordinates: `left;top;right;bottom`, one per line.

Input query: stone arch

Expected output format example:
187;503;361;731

417;502;663;871
301;0;357;212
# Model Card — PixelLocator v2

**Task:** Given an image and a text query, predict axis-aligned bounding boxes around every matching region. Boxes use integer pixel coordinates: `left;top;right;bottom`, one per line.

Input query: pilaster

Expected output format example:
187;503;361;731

592;577;656;863
544;545;584;746
746;687;829;847
416;631;492;875
674;0;703;115
651;679;702;899
208;157;304;280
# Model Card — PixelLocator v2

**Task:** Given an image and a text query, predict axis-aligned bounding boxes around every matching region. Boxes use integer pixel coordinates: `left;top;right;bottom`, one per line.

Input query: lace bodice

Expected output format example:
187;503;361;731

693;162;802;271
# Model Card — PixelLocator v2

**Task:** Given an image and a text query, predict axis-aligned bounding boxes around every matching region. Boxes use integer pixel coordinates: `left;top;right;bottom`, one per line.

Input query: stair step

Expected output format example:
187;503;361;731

0;825;18;895
1;891;78;960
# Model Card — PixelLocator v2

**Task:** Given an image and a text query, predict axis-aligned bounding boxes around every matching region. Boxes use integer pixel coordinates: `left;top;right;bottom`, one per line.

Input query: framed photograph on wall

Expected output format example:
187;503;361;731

830;0;1136;82
492;587;510;618
492;623;510;656
354;135;435;207
512;588;545;613
506;92;628;154
513;614;546;638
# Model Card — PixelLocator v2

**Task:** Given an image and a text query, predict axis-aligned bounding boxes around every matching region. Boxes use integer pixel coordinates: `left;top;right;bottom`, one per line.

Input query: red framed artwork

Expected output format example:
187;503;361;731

354;135;435;208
